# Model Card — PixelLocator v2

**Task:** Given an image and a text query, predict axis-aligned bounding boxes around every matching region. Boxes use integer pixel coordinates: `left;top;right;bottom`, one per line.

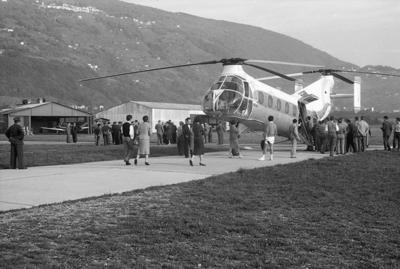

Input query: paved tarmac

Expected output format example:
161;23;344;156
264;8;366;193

0;147;325;211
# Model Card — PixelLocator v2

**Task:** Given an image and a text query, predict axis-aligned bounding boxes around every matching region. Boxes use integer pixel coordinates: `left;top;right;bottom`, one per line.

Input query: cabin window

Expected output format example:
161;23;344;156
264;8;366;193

292;104;298;116
276;99;281;111
268;95;273;108
258;91;264;104
285;102;289;114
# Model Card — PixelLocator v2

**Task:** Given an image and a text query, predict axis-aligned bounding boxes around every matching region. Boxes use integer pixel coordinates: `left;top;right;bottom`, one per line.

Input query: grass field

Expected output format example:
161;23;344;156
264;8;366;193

0;151;399;268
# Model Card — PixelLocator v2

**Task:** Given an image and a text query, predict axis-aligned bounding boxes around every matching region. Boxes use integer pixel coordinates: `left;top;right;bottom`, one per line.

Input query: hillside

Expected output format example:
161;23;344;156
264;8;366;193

0;0;399;111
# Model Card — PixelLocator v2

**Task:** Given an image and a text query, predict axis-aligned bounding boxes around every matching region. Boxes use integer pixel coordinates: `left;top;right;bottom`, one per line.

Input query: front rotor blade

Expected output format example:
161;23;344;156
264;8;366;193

80;60;221;82
245;59;323;68
338;70;400;78
244;63;296;81
331;73;354;84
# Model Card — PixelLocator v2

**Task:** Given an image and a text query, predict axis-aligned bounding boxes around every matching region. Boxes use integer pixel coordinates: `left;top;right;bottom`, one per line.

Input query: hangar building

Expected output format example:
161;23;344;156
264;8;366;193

95;101;204;132
0;101;93;134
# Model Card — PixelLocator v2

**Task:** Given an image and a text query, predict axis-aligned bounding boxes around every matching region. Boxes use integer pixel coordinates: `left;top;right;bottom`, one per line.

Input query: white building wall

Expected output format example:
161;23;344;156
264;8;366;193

96;103;152;123
151;109;204;132
96;102;204;133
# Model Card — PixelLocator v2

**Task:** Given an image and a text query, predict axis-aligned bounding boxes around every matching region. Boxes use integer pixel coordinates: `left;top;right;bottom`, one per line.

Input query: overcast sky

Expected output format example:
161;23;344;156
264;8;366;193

122;0;400;68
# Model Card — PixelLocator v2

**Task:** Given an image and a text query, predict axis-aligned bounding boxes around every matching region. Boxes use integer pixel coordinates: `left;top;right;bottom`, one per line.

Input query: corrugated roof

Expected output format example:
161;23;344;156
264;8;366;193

131;101;202;111
0;102;92;115
0;102;48;114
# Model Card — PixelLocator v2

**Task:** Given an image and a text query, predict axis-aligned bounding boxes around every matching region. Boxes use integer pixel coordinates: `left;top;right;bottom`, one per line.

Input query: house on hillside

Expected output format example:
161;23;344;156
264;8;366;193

95;101;204;132
0;101;93;134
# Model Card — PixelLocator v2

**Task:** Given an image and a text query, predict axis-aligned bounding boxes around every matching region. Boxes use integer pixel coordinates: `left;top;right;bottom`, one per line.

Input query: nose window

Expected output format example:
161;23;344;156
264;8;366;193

203;75;252;117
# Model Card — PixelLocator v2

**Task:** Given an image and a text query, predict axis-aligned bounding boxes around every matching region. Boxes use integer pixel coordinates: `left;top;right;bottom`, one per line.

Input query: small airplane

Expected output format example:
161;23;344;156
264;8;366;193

40;126;66;133
40;122;89;133
80;58;400;144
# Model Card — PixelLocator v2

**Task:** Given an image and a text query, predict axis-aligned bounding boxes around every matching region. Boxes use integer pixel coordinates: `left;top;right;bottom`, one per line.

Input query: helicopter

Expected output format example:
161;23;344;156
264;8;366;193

80;58;400;145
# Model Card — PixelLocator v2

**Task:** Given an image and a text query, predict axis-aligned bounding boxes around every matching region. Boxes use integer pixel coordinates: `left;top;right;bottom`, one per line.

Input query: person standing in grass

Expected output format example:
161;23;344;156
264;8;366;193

381;115;393;151
190;117;206;166
289;118;301;158
336;118;347;155
229;120;241;158
66;122;72;143
101;122;110;146
114;122;122;145
259;115;277;161
5;117;25;169
71;122;78;143
182;117;192;158
326;116;339;157
135;115;151;166
155;120;164;145
216;121;224;145
357;116;369;152
393;117;400;151
203;122;209;144
176;121;184;155
208;124;213;143
305;116;314;151
111;122;119;145
317;120;327;154
94;123;101;146
122;115;134;165
345;119;356;153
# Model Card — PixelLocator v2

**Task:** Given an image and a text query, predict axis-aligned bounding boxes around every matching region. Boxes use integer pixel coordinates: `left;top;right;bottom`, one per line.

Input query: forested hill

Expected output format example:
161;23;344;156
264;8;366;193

0;0;399;112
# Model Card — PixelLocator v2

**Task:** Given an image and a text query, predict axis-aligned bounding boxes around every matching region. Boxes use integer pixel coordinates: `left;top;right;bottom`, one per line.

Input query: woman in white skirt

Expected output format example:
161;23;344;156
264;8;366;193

135;115;151;165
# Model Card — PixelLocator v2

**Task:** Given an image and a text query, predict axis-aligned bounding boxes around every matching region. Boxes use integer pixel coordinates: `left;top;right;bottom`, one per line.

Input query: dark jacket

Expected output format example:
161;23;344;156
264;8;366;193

182;124;191;141
5;123;24;144
381;120;393;136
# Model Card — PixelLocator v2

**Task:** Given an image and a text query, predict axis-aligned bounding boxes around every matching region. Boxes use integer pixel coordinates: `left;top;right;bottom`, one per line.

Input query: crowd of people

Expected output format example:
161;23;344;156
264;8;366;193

5;114;400;170
304;115;400;155
103;115;221;166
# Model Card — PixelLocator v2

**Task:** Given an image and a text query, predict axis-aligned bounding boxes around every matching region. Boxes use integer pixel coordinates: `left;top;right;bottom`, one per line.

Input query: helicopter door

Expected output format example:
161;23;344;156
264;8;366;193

297;101;313;146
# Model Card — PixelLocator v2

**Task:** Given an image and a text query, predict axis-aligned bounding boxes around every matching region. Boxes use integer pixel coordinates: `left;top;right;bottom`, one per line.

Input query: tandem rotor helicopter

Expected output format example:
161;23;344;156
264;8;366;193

80;58;400;144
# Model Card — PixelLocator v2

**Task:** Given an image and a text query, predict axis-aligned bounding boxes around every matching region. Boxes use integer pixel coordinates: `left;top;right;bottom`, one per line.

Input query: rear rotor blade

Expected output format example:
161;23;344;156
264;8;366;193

80;60;221;82
244;63;296;81
337;70;400;78
245;59;323;68
331;73;354;84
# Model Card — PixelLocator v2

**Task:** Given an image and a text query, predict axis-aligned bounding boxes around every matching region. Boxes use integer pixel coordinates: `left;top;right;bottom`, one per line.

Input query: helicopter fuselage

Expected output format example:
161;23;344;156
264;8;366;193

202;64;316;138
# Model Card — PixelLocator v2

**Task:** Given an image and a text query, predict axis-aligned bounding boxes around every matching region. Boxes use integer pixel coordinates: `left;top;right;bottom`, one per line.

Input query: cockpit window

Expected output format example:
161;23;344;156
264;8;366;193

211;76;226;90
203;75;252;117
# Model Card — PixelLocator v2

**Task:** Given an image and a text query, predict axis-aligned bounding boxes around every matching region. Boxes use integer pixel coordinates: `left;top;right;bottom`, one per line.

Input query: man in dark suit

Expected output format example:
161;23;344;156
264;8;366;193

71;122;79;143
182;117;192;158
122;115;134;165
381;115;393;151
5;117;26;169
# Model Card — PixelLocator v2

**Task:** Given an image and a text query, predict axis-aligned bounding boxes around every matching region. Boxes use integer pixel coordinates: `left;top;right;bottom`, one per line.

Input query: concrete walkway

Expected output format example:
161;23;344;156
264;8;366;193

0;147;325;211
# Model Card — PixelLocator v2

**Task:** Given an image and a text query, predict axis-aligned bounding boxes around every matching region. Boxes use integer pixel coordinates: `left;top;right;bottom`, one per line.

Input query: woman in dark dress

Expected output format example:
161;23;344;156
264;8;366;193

190;118;206;166
229;120;241;157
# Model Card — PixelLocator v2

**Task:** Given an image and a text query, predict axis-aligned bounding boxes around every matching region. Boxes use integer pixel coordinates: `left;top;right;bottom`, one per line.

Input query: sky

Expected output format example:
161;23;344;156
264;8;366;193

122;0;400;69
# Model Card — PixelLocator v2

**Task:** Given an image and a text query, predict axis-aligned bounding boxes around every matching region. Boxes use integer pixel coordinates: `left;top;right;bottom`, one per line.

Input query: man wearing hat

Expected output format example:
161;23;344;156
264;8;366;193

5;117;26;169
